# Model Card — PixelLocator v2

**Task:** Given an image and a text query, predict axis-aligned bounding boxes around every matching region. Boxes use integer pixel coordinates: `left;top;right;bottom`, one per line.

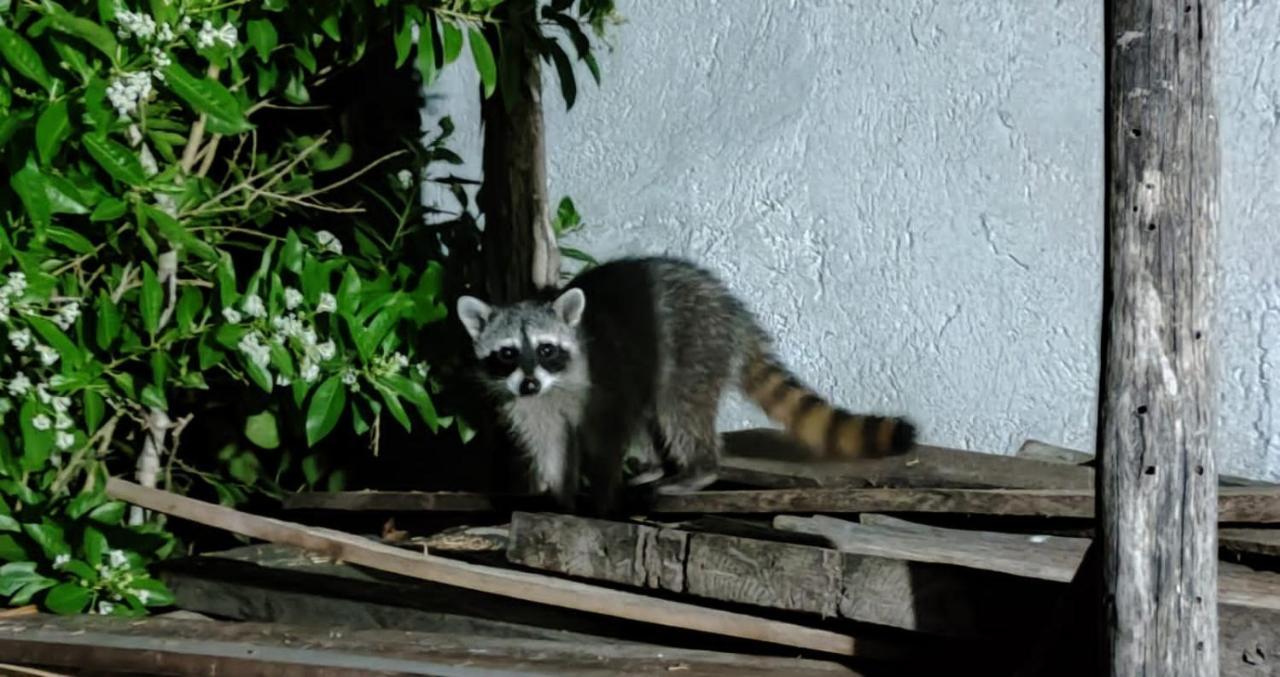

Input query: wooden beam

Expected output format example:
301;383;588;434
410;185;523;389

1098;0;1220;674
652;486;1280;522
0;614;860;676
104;477;876;659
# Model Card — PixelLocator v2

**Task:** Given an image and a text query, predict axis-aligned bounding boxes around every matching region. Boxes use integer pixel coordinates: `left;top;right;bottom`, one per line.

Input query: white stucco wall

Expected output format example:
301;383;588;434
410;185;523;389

422;2;1280;479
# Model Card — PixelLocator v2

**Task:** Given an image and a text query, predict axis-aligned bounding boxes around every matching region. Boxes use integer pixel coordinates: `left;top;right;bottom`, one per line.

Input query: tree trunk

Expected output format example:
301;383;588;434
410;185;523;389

1097;1;1220;675
476;7;560;304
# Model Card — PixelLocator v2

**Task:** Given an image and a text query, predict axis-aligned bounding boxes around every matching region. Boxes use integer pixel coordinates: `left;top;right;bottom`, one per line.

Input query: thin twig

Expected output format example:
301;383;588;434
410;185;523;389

180;65;221;173
196;134;223;178
295;149;409;201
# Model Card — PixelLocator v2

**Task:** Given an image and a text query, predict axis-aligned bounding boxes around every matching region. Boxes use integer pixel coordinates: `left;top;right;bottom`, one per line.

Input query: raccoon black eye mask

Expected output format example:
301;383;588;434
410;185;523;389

457;255;917;517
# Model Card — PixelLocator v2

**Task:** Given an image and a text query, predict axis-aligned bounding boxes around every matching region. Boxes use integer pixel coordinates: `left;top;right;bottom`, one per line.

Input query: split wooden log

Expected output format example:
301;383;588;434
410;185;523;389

104;477;880;659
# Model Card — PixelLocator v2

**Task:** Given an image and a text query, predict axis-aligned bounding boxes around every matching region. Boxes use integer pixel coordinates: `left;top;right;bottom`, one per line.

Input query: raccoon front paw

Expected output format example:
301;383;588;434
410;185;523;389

626;466;666;487
653;469;718;495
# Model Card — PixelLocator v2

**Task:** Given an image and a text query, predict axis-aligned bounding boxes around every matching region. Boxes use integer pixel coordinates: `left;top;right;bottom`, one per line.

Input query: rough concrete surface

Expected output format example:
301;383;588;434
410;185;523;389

420;1;1279;478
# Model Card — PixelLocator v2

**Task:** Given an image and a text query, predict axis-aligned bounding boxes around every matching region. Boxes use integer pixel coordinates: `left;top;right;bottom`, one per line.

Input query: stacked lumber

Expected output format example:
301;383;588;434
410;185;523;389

5;430;1278;675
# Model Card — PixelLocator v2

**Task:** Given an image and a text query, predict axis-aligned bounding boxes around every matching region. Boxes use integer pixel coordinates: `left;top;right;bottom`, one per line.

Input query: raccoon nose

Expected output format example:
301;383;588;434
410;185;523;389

519;378;541;396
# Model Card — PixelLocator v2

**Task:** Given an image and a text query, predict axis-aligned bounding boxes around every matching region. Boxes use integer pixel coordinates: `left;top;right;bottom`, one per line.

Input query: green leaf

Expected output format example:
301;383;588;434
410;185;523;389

130;577;174;607
61;560;97;584
244;358;272;393
440;21;463;64
244;411;280;449
45;582;92;614
90;198;127;222
380;374;431;407
246;19;277;62
140;383;167;409
305;375;346;446
374;383;411;432
0;515;18;533
36;99;70;166
45;6;118;61
468;28;497;98
87;501;125;525
82;526;107;566
18;401;53;471
393;18;413;67
22;523;69;559
27;315;82;368
161;62;251;134
46;226;95;254
216;252;238;307
417;15;438;86
301;454;321;486
293;45;317;72
0;536;30;562
0;26;53;91
95;289;120;349
140;262;162;336
548;43;577;110
11;578;57;605
83;390;104;433
84;134;147;186
10;164;52;232
0;562;50;596
175;285;201;333
142;204;218;261
44;174;92;215
336;266;361;316
320;14;341;41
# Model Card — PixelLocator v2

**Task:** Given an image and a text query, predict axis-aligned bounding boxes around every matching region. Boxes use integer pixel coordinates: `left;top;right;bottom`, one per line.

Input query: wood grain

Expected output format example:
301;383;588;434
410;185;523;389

105;477;868;658
1098;2;1221;673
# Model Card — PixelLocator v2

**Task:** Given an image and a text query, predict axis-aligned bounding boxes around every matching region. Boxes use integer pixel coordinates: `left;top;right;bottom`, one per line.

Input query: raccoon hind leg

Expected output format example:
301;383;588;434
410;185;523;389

652;391;722;495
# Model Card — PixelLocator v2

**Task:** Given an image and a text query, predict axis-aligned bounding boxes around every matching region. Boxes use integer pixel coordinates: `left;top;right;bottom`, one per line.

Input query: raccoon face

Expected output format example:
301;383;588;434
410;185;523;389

456;288;586;398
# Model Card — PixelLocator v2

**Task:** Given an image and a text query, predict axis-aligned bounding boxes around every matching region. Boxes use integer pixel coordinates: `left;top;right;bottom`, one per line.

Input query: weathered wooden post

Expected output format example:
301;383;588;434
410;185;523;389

1098;1;1219;674
475;0;560;303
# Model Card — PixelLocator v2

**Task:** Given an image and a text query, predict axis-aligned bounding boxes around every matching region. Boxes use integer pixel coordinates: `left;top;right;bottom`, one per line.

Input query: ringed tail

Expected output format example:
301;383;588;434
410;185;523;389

741;349;916;459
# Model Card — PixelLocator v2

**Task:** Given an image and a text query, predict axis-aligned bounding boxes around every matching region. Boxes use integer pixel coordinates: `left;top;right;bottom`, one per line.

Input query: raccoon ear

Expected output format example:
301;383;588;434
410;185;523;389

553;288;585;327
456;296;492;340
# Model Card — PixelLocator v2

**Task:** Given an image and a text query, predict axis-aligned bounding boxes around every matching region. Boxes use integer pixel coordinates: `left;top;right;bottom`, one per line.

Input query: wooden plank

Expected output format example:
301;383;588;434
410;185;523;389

1100;1;1221;673
1220;528;1280;558
506;511;1064;644
105;477;876;659
0;614;860;676
1017;438;1272;488
778;514;1280;610
508;512;1280;677
723;428;1094;490
653;486;1280;522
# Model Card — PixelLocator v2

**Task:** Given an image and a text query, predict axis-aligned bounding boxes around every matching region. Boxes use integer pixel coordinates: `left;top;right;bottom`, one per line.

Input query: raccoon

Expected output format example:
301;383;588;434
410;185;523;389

456;256;917;516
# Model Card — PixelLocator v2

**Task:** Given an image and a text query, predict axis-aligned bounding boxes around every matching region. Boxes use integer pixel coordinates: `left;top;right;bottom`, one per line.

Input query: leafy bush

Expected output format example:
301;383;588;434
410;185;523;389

0;0;613;614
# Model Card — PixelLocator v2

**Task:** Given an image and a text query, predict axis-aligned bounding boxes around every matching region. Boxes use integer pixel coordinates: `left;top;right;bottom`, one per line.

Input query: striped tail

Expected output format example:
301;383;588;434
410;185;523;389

740;348;916;459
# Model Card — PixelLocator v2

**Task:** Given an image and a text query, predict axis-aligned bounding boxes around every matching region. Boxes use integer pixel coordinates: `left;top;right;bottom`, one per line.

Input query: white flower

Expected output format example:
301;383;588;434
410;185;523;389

242;294;266;319
8;328;31;351
55;431;75;451
32;414;52;431
5;373;32;397
315;340;336;361
0;398;11;415
52;396;71;415
53;554;69;568
34;384;52;405
126;123;143;146
275;374;291;387
3;271;27;298
389;352;410;373
54;413;73;430
237;331;271;369
299;360;320;384
114;7;156;41
136;589;151;604
222;307;242;324
178;15;192;32
150;46;171;67
36;344;59;366
154;193;178;217
299;327;318;349
138;145;159;177
397;169;413;189
341;369;358;386
108;549;128;568
215;23;237;47
156;22;174;43
106;71;153;119
316;293;337;314
55;302;81;331
196;20;216;48
97;601;115;615
284;288;304;311
315;230;343;256
0;299;9;322
414;362;429;379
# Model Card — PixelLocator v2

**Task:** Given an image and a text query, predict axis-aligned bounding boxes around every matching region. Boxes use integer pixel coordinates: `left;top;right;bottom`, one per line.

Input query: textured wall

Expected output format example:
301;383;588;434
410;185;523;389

422;1;1280;478
1217;1;1280;481
539;1;1105;455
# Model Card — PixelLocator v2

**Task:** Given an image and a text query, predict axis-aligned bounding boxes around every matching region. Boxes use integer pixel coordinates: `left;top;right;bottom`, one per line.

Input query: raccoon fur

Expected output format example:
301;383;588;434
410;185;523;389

456;256;917;516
